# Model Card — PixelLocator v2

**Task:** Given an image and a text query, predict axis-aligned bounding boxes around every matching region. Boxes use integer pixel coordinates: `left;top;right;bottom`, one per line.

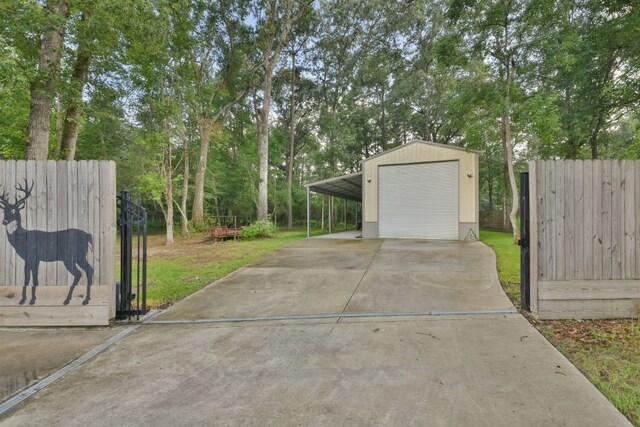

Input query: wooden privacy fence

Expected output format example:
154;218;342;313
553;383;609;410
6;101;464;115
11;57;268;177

529;160;640;319
0;160;116;326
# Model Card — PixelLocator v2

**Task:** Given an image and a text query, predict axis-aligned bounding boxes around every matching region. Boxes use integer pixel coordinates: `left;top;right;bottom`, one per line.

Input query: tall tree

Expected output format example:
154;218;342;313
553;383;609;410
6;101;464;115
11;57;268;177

58;10;91;160
282;12;316;230
187;0;253;224
254;0;311;221
285;45;298;230
26;0;69;160
129;0;188;245
57;0;147;160
272;60;316;230
449;0;536;240
179;129;192;237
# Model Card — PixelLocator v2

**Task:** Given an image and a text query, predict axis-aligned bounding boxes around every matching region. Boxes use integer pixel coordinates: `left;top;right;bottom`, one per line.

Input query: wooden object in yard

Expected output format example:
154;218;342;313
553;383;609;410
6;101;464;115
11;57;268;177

211;226;241;241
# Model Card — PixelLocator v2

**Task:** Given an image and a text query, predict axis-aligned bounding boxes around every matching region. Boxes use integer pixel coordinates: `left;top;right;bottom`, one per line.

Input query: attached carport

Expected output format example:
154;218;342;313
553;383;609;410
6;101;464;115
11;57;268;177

306;140;480;241
305;172;362;238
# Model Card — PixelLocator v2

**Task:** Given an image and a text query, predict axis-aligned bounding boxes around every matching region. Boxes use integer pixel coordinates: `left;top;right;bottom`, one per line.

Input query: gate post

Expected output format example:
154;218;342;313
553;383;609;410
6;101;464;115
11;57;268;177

116;189;148;320
519;171;531;311
118;190;133;316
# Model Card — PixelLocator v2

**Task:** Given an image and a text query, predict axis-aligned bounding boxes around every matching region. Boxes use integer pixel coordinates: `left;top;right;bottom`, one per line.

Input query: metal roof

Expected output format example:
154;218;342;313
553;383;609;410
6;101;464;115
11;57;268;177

305;141;479;202
363;140;481;162
306;172;362;202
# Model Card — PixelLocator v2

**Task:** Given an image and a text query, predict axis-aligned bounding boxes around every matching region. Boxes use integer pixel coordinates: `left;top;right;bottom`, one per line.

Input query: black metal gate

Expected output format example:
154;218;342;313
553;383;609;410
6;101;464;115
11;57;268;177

116;190;148;320
518;172;531;311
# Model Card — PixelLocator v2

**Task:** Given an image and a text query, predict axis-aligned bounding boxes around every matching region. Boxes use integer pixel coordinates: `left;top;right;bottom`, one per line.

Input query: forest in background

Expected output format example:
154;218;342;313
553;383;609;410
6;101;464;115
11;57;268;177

1;0;638;244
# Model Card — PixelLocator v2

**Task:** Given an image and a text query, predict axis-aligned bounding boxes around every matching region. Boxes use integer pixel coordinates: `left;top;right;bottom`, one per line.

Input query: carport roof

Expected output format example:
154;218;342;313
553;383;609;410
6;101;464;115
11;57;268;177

306;172;362;202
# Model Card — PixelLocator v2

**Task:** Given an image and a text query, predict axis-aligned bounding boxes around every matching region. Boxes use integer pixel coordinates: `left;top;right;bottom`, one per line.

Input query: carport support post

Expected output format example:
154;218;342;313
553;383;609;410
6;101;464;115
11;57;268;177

329;196;333;234
344;200;347;231
306;185;310;238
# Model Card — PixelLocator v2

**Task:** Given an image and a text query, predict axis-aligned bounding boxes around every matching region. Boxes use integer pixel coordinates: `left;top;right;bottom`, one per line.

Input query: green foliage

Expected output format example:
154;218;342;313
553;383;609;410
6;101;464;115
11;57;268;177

0;37;29;157
241;220;278;239
1;0;639;239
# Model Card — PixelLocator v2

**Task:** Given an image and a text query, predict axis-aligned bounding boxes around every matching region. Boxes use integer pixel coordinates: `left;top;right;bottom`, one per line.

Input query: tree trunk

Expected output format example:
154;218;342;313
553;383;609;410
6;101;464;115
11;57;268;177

329;105;338;169
257;64;273;221
286;51;296;231
488;180;493;211
54;96;64;158
180;136;190;237
502;62;519;242
565;88;579;159
589;113;605;160
423;108;430;141
191;117;212;224
255;0;307;221
60;22;92;160
212;175;221;219
26;0;69;160
502;157;510;230
164;133;174;246
380;86;387;150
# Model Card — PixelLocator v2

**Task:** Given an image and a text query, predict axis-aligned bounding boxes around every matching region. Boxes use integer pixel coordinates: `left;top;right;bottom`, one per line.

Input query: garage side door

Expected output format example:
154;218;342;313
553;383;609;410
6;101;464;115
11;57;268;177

378;161;459;239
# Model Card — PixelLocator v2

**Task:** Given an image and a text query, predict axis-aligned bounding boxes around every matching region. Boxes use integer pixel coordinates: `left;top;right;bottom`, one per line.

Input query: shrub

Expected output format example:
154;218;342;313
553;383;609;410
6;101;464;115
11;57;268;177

241;221;277;239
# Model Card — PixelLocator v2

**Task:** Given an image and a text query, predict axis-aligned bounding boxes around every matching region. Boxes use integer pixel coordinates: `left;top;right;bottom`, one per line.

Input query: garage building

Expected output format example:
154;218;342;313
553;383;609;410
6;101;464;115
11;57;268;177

306;140;480;241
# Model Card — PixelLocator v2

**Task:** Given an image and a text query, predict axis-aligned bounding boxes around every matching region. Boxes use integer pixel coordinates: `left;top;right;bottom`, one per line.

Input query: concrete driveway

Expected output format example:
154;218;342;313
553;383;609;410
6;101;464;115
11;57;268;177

1;238;631;426
156;239;513;321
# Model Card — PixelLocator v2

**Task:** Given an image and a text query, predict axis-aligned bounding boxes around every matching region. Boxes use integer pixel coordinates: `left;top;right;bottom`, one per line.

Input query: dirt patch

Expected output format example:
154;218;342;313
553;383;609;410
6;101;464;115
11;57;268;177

147;232;239;263
535;319;640;347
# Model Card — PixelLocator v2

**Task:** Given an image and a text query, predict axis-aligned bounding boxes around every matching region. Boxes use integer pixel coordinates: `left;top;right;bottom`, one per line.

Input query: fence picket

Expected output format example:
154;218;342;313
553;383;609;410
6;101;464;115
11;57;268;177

545;161;555;280
593;161;603;280
57;161;69;286
583;162;594;279
622;161;635;279
46;161;58;285
602;161;613;279
573;161;584;279
36;161;48;285
565;160;575;280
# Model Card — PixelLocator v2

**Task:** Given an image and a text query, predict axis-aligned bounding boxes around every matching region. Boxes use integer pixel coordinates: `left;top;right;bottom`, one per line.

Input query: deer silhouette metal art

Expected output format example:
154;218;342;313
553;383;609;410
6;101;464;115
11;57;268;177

0;180;94;306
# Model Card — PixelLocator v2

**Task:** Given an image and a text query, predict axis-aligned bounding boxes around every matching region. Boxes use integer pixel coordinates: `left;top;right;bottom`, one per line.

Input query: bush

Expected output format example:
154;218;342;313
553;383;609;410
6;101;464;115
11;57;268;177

241;221;277;239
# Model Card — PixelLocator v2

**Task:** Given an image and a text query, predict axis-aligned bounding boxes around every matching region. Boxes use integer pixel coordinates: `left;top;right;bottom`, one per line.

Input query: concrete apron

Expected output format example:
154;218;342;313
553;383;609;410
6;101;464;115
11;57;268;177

0;328;123;402
155;238;514;322
0;238;632;426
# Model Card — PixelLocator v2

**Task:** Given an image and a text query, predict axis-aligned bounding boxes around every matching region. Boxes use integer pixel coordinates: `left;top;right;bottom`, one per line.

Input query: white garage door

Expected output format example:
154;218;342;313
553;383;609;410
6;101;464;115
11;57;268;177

378;161;459;239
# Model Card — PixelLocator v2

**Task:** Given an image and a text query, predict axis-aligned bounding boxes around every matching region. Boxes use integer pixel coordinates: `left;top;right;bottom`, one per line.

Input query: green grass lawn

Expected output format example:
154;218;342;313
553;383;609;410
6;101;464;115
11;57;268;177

143;229;320;308
481;229;640;425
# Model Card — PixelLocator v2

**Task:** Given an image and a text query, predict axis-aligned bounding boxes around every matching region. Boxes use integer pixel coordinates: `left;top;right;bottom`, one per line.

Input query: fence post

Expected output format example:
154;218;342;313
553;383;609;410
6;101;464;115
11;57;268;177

519;171;530;311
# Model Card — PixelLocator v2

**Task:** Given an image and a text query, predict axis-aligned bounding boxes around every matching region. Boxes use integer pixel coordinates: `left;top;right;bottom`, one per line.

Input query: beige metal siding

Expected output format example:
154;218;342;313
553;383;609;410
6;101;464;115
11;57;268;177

363;142;478;224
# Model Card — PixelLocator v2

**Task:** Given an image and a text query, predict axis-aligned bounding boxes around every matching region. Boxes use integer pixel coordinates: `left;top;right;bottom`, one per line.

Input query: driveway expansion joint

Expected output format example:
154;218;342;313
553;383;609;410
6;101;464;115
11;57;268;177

338;239;384;320
144;309;518;325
